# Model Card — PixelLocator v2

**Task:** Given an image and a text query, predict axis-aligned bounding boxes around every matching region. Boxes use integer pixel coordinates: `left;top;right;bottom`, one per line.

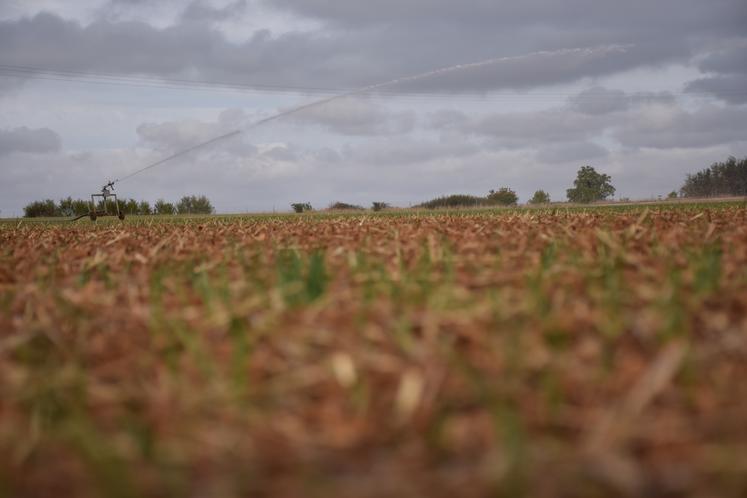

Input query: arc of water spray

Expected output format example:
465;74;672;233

113;44;630;186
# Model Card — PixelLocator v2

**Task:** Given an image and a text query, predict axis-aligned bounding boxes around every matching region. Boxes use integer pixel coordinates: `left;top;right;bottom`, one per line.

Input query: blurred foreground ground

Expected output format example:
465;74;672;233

1;203;746;497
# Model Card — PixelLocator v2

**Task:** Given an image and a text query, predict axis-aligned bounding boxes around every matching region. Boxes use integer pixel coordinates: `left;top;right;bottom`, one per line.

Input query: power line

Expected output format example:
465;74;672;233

0;63;352;95
0;68;551;103
1;63;744;101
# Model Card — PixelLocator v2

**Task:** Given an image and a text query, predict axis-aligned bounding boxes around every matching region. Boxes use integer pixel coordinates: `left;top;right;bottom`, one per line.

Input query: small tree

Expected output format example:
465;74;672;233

72;199;90;216
58;197;76;216
566;166;615;203
487;187;518;206
23;199;58;218
138;200;152;215
291;203;313;213
124;198;139;215
95;198;123;214
667;191;678;200
529;190;551;205
177;195;214;215
372;202;390;212
154;199;176;215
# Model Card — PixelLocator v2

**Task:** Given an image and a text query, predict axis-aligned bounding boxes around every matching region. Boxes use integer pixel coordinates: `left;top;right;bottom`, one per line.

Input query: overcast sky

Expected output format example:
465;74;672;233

1;0;746;215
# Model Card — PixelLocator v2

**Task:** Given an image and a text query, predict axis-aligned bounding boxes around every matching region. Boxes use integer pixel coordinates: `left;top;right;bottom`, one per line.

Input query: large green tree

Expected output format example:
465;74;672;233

566;166;615;203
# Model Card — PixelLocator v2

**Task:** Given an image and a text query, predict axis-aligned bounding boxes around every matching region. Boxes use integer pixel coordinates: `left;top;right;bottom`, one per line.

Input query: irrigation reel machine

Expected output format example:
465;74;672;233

71;181;125;221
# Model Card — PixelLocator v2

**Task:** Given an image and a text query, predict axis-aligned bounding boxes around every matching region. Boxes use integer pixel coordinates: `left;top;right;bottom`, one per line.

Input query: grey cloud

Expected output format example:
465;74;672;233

429;110;469;130
685;40;747;103
686;74;747;104
345;138;481;166
569;87;629;115
0;127;62;156
261;144;297;162
614;105;747;149
0;76;25;96
698;40;747;75
290;98;416;136
109;0;152;4
569;87;677;115
386;45;662;94
628;91;676;107
264;0;745;88
182;0;248;22
136;108;255;153
137;120;230;152
429;88;746;155
312;147;342;164
268;0;746;33
0;3;732;96
428;107;602;150
134;114;266;171
460;109;608;146
536;142;608;164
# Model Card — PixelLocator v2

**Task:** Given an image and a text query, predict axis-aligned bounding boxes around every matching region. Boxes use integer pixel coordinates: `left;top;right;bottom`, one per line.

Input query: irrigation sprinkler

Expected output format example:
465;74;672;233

70;181;125;221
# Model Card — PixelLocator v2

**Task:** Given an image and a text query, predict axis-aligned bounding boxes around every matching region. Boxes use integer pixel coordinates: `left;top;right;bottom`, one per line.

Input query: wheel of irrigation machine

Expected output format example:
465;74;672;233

89;212;97;221
118;213;125;220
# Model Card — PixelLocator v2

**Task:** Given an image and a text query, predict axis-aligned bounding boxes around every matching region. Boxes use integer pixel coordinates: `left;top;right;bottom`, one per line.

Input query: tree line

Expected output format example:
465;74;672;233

413;166;614;209
409;156;746;210
295;202;391;213
293;167;615;212
23;195;214;218
679;156;747;198
21;156;745;217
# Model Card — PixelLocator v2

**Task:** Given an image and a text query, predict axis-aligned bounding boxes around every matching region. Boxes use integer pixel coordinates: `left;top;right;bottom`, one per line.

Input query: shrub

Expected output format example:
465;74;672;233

416;194;484;209
529;190;551;205
291;203;313;213
23;197;165;217
124;198;140;214
372;202;390;212
96;199;125;214
72;199;91;215
138;201;152;215
58;197;89;216
328;202;364;211
487;187;518;206
23;199;58;218
154;199;176;215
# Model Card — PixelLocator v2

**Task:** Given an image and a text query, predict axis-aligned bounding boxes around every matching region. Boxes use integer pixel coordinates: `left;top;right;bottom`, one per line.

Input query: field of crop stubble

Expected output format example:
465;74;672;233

1;202;746;497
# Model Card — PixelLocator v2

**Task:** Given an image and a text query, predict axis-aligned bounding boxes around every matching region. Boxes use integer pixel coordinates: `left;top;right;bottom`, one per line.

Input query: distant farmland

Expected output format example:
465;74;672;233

1;201;746;497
